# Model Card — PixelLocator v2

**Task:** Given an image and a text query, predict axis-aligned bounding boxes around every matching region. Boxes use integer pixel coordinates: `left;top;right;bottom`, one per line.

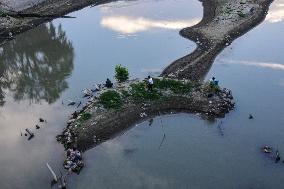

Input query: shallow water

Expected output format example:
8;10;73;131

0;0;201;188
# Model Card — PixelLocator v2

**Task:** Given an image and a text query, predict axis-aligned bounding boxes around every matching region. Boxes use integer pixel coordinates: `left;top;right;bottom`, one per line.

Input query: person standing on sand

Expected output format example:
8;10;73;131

147;76;154;91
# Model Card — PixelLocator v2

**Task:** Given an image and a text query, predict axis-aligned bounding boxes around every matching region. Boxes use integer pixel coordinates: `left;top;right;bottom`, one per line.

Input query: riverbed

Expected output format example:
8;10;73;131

0;0;283;188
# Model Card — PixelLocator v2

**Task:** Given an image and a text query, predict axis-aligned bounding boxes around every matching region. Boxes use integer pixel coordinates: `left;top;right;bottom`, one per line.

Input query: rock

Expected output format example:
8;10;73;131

67;119;75;124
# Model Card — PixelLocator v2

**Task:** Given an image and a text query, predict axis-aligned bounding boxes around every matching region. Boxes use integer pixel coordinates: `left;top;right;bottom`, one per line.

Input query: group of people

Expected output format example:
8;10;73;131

104;76;154;91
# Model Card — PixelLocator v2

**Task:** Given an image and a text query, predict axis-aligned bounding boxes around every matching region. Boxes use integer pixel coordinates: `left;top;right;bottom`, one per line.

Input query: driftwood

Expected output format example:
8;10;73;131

46;163;58;182
25;128;34;140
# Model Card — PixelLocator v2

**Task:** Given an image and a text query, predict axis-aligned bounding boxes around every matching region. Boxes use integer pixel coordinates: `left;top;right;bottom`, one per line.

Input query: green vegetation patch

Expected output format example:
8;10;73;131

203;81;221;94
129;78;192;101
130;82;161;101
98;78;193;108
80;112;92;121
115;65;129;83
99;90;123;109
237;11;246;17
154;78;192;94
0;11;8;17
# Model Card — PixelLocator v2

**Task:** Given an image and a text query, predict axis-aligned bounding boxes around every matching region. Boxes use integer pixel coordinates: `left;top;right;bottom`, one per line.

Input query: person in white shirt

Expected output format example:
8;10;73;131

147;76;154;91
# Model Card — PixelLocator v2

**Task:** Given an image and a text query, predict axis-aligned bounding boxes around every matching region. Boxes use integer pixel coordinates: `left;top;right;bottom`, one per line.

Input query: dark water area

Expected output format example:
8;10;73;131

0;0;283;188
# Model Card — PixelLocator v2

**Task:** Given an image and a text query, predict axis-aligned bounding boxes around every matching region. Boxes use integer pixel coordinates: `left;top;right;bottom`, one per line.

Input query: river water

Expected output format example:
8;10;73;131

0;0;283;188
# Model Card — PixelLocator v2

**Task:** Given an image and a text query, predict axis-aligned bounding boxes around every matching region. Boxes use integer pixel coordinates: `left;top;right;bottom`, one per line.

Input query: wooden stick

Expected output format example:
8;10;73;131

46;163;58;182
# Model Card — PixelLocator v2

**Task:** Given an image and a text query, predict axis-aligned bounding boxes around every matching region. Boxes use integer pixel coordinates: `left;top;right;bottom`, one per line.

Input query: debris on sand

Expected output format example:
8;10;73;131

82;88;92;98
63;148;84;174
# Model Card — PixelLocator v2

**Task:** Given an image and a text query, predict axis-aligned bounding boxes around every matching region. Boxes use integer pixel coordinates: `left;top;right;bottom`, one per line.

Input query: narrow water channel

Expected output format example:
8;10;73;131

0;0;202;188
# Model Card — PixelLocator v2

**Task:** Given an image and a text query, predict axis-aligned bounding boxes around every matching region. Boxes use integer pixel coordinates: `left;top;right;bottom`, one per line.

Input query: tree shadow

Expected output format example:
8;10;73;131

0;22;74;105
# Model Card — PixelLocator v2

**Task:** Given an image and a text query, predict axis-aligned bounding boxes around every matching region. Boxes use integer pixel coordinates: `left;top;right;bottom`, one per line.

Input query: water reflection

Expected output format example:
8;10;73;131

0;23;74;105
266;0;284;23
101;16;200;34
98;0;201;35
218;59;284;71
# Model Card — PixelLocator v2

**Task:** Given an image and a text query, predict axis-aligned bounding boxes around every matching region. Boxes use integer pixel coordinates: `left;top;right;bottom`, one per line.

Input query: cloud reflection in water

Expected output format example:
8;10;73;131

101;16;200;34
266;1;284;23
219;59;284;71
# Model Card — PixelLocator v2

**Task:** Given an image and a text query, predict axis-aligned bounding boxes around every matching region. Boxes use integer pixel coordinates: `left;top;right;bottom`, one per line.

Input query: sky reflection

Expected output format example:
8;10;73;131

98;0;201;35
219;59;284;71
266;0;284;23
101;16;200;34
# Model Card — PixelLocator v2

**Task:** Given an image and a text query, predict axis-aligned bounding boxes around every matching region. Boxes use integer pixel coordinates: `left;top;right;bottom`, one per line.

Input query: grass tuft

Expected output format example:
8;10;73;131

154;78;192;94
99;90;122;109
130;82;161;101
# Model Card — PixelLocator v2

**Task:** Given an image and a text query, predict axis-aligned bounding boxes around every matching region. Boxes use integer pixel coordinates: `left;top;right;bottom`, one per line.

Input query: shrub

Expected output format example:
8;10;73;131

99;90;122;109
203;81;220;94
154;79;192;94
80;112;92;121
115;65;129;82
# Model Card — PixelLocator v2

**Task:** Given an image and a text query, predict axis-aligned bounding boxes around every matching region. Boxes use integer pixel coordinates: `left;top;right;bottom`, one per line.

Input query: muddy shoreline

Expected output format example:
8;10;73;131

0;0;116;45
161;0;274;81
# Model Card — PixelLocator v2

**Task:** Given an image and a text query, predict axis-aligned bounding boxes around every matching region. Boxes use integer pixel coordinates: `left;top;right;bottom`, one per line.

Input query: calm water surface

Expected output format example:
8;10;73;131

69;1;284;189
0;0;283;188
0;0;201;188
